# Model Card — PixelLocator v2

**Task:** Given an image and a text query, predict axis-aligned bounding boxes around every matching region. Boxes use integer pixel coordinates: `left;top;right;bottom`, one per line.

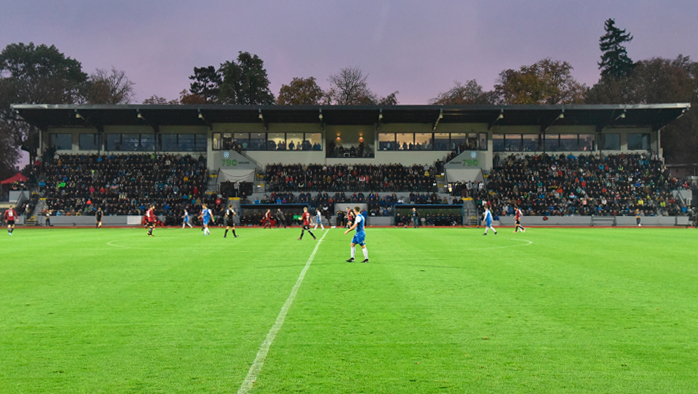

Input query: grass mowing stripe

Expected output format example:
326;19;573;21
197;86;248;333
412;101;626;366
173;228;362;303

237;229;329;394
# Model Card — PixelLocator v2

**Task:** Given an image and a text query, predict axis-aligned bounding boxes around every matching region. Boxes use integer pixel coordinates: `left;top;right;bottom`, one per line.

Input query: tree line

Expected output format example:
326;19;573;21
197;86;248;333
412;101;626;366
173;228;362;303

1;18;697;179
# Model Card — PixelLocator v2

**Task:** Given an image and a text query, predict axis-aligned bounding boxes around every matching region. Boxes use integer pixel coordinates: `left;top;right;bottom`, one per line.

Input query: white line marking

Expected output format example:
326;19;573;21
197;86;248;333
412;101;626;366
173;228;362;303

237;230;329;393
465;238;533;251
106;240;152;250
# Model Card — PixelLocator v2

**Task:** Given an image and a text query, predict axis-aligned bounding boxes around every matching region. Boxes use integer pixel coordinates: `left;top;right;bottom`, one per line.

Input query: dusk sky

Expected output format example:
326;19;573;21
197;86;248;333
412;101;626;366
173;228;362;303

2;0;697;104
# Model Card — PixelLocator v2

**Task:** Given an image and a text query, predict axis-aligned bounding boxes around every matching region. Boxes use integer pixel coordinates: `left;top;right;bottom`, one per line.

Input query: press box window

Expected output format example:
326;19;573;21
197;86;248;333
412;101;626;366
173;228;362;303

627;133;650;150
601;134;620;150
49;133;72;150
79;134;100;150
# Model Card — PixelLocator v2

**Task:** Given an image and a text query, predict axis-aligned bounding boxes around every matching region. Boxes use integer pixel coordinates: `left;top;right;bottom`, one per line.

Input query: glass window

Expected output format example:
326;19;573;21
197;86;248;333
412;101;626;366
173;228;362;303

195;135;207;151
378;133;396;151
467;133;478;150
120;134;139;151
544;134;560;151
49;133;72;150
79;134;100;150
414;133;432;150
212;132;221;150
523;134;539;152
451;133;467;149
233;133;249;150
505;134;522;151
434;133;449;150
396;133;413;150
178;134;195;151
304;133;322;151
628;133;650;150
287;133;303;151
160;134;177;151
268;133;285;151
105;134;121;151
602;133;620;150
139;134;155;151
579;134;594;151
493;134;504;152
560;134;579;151
249;133;266;150
478;133;488;151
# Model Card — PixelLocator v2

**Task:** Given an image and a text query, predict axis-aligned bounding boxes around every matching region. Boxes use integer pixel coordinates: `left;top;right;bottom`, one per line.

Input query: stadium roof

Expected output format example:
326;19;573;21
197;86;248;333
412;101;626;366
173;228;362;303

11;103;691;132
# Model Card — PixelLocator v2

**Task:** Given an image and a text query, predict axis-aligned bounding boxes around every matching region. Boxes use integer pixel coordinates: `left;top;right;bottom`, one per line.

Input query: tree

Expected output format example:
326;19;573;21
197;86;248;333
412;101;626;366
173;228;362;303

0;42;87;172
377;91;399;106
326;67;375;105
277;76;325;105
0;122;19;180
83;67;134;104
429;80;495;105
599;19;634;79
493;59;586;105
178;90;206;105
189;66;221;103
218;52;275;105
142;95;179;105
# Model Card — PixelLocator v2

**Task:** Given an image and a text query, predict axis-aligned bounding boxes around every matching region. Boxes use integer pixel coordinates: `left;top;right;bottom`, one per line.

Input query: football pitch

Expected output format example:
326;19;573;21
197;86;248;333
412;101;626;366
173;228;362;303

1;226;697;393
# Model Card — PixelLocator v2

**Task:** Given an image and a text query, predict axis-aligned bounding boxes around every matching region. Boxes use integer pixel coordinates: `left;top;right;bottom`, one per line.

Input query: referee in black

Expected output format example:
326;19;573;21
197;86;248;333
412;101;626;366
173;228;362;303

224;204;238;238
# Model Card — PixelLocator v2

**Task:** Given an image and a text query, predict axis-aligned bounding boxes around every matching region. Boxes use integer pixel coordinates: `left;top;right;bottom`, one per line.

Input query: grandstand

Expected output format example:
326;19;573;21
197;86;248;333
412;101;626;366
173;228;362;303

8;103;694;227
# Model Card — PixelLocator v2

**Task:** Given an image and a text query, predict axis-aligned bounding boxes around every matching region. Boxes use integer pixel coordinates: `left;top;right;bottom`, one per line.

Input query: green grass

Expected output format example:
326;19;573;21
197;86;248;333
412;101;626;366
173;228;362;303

1;225;697;393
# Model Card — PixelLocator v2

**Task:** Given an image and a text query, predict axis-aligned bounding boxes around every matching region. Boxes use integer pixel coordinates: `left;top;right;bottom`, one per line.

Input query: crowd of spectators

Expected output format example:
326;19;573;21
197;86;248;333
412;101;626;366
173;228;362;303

485;152;689;217
265;163;437;193
35;154;214;220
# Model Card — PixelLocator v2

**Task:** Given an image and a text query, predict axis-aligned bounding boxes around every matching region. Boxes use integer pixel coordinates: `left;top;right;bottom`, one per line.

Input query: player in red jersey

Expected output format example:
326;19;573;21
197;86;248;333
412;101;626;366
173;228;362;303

514;205;526;233
263;209;273;229
298;207;316;240
145;204;156;236
4;207;17;235
345;207;355;229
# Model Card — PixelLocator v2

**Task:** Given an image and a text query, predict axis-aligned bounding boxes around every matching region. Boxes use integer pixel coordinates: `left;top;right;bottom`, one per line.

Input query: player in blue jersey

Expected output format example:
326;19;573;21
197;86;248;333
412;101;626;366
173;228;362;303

181;209;193;229
345;206;369;263
482;206;497;235
200;204;213;236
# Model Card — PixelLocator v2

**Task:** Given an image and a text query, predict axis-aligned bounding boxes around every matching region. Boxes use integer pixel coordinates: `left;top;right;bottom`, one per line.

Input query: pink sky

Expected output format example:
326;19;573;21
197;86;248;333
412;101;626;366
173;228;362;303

3;0;697;106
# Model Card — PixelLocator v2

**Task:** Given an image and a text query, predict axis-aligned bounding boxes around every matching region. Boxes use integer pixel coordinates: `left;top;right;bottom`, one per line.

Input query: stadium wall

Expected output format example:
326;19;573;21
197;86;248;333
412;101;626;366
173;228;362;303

20;215;690;227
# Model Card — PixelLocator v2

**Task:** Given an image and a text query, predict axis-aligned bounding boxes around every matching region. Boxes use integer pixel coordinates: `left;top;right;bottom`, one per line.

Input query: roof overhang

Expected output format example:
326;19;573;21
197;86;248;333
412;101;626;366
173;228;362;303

10;103;691;132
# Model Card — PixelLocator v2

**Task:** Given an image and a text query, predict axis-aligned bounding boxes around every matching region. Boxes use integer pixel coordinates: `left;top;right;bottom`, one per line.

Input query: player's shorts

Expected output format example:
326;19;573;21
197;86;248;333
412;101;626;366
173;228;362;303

351;232;366;246
7;220;15;225
183;218;189;223
486;219;492;227
203;218;210;226
515;219;521;225
147;220;155;226
302;224;310;230
226;219;235;227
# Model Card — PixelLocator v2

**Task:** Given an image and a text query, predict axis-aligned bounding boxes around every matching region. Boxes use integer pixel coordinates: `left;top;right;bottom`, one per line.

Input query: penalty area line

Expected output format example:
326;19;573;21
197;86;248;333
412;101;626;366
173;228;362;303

237;230;329;393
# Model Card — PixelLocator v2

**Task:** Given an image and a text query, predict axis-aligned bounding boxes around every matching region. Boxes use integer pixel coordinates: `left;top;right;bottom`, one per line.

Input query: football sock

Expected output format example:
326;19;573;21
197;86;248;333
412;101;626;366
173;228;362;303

308;231;316;239
232;230;237;237
362;247;368;259
224;229;228;237
351;246;356;259
299;230;304;239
